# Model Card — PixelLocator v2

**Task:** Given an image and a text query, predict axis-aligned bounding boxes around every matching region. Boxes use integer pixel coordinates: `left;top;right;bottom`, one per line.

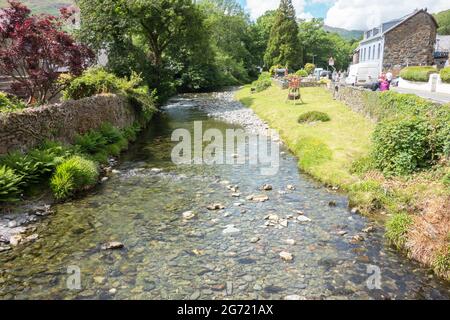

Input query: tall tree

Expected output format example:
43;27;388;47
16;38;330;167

264;0;302;71
252;10;277;68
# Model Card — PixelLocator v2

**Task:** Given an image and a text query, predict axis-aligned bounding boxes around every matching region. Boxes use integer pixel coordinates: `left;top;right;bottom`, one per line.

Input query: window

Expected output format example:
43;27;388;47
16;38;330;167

378;43;381;59
372;45;375;60
368;46;371;60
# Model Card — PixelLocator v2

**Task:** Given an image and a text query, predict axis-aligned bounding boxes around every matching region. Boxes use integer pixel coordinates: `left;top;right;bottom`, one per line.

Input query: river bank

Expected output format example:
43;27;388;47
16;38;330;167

236;85;449;281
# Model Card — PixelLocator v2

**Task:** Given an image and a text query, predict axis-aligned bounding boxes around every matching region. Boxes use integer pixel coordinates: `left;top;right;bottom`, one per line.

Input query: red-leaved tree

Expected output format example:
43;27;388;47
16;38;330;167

0;1;94;104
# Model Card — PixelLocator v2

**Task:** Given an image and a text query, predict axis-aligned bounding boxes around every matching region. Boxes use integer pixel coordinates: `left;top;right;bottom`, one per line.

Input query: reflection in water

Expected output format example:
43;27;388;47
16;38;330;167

0;98;449;300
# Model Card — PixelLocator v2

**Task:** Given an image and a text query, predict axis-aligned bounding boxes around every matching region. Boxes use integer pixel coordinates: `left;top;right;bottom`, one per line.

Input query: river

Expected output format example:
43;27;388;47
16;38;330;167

0;91;448;300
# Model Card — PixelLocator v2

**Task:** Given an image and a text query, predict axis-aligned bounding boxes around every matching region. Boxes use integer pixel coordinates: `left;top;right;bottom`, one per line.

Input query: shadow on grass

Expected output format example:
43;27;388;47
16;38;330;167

238;96;255;107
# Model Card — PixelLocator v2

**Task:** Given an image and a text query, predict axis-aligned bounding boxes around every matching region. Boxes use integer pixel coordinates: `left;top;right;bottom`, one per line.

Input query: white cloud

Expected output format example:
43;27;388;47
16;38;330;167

324;0;450;30
245;0;308;20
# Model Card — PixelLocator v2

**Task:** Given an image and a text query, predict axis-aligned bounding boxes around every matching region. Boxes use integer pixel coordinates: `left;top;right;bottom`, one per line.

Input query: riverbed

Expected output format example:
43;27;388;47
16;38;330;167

0;90;448;300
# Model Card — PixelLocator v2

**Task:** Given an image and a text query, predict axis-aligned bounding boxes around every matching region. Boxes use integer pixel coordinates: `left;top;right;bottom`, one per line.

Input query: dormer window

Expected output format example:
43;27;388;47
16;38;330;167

366;30;372;38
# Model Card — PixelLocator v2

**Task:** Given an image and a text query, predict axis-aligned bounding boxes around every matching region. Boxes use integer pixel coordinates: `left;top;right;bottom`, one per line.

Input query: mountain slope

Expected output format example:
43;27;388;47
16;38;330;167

323;25;363;40
0;0;73;15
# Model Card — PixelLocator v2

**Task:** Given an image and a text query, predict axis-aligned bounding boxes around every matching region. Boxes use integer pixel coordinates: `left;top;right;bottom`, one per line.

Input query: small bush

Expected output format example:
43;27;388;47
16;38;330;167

304;63;315;75
440;67;450;84
75;131;108;155
0;92;26;113
298;111;331;123
64;68;156;122
0;165;22;203
372;117;431;176
400;66;437;82
350;156;376;175
50;156;98;200
0;151;42;186
295;69;308;77
251;73;272;93
386;212;413;250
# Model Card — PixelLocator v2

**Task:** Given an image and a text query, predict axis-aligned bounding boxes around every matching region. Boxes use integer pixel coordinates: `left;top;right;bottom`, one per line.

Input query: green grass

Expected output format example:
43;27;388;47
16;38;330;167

385;212;413;250
236;85;374;188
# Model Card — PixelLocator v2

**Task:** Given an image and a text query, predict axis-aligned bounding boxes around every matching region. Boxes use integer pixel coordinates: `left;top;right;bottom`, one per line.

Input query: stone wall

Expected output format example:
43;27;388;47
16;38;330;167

0;94;138;155
383;11;437;72
331;85;380;122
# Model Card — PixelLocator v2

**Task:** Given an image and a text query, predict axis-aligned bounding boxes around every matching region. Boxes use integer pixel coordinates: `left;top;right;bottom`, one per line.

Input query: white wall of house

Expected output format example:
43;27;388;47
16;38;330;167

359;38;384;74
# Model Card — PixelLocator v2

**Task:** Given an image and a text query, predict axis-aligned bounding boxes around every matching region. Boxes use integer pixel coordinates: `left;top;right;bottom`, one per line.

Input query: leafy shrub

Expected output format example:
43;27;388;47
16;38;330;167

0;165;22;203
64;68;156;122
0;92;26;113
386;212;413;250
441;67;450;84
400;66;437;82
432;245;449;278
295;69;308;77
377;91;434;118
298;111;331;123
372;117;431;176
304;63;315;75
75;131;108;155
251;72;272;93
0;151;42;186
122;123;142;142
50;156;98;200
63;67;134;100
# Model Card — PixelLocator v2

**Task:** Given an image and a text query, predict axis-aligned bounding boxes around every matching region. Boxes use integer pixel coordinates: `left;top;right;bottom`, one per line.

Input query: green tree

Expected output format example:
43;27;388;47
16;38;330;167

298;18;353;71
252;10;277;68
435;9;450;35
199;0;258;84
264;0;302;71
77;0;217;100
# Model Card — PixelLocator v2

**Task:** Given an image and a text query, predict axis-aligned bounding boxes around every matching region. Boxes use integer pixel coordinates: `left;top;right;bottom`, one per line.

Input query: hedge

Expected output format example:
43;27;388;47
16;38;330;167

440;67;450;84
399;66;438;82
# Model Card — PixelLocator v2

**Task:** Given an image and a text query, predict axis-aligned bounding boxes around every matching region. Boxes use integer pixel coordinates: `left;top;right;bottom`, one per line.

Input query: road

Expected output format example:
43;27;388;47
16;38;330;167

392;87;450;104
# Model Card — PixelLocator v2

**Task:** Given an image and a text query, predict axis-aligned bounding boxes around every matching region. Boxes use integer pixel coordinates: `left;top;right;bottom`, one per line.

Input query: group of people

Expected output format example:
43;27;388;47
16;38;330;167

370;72;393;92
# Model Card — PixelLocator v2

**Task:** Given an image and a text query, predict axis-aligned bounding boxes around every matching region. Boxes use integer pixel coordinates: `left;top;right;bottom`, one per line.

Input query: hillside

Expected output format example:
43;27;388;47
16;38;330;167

0;0;73;15
434;9;450;35
323;25;363;40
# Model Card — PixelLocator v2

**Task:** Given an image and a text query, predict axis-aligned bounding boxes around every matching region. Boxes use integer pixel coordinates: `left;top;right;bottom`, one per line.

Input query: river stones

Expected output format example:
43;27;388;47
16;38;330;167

182;211;195;220
279;251;294;262
207;203;225;210
9;235;23;246
285;294;306;300
262;184;273;191
247;195;269;202
297;215;312;223
286;185;296;190
101;241;124;250
362;226;375;233
250;236;260;243
285;239;296;245
222;225;240;235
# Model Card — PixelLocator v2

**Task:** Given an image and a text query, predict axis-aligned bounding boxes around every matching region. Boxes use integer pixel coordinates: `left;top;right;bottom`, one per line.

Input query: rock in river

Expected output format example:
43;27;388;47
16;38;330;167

262;184;273;191
207;203;225;210
182;211;195;220
279;251;294;262
297;215;312;223
101;241;124;250
222;225;240;235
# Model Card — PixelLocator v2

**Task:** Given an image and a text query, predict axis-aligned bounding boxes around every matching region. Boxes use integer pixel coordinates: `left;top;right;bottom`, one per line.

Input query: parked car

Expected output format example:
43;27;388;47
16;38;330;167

313;68;324;80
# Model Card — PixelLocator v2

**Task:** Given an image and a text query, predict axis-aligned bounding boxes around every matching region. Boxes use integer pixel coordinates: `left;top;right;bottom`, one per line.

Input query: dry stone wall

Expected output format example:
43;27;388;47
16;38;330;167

0;94;138;155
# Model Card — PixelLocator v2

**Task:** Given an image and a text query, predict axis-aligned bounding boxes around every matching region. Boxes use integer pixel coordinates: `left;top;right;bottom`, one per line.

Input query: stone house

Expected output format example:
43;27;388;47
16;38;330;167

353;9;438;75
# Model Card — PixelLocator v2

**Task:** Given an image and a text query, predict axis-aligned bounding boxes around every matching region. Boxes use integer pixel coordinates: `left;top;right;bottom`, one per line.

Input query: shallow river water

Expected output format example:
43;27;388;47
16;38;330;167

0;93;449;300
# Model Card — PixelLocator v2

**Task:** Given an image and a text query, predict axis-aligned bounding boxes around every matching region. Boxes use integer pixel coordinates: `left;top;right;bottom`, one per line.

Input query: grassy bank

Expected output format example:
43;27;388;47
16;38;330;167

236;84;449;280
